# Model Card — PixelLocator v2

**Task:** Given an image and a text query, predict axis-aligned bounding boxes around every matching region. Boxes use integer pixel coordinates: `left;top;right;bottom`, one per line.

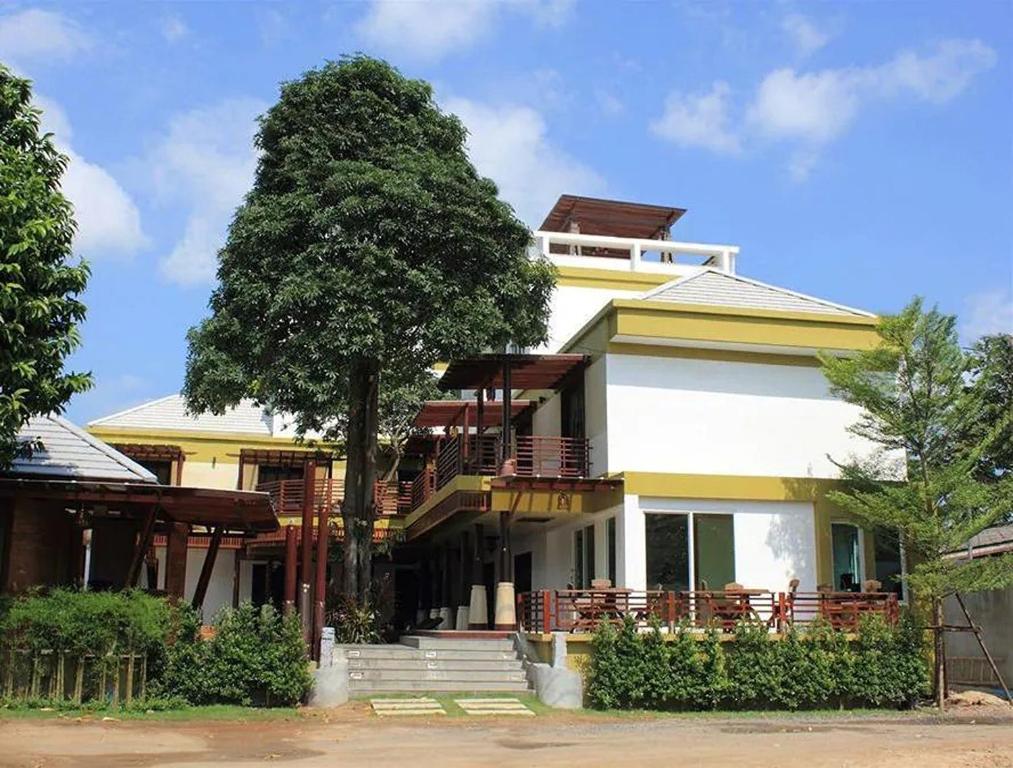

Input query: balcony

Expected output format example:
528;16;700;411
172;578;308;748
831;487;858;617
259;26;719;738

257;477;412;518
534;229;739;274
406;434;592;512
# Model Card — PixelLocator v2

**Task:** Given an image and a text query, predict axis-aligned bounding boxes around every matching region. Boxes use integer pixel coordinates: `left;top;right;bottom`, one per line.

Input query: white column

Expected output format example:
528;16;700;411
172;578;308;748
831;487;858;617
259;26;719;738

618;493;646;590
630;242;642;272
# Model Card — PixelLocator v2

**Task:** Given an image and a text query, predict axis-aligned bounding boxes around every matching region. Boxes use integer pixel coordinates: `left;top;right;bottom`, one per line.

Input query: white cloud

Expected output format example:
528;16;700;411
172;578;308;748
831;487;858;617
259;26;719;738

781;13;830;57
161;15;189;43
356;0;574;60
150;98;266;286
34;96;147;259
445;97;605;227
961;288;1013;343
0;8;92;64
745;38;996;178
594;89;625;116
650;82;741;154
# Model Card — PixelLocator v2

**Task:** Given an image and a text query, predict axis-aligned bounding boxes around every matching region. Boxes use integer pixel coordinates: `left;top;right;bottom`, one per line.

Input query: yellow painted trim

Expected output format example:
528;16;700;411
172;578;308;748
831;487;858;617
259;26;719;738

622;471;843;501
606;342;824;368
87;426;339;465
490;483;623;516
555;265;676;292
402;474;491;528
614;304;880;352
612;298;879;327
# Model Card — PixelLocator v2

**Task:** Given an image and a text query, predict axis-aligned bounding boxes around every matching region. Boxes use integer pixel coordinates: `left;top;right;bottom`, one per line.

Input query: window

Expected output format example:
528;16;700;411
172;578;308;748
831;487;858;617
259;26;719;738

606;517;617;585
645;512;735;591
573;524;595;588
831;523;862;592
873;529;904;597
257;464;305;486
136;459;173;485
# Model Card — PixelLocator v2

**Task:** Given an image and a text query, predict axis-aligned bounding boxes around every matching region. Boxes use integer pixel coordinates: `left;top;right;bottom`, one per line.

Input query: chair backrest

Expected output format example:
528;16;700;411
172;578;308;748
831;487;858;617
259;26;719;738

591;578;612;590
723;582;744;591
817;583;832;593
862;579;882;592
788;578;800;594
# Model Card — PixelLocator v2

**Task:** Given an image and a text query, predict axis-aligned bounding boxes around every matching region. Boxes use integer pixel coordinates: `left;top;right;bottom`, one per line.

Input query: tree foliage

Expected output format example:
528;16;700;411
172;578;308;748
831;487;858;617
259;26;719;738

0;65;91;468
184;56;554;599
819;299;1013;707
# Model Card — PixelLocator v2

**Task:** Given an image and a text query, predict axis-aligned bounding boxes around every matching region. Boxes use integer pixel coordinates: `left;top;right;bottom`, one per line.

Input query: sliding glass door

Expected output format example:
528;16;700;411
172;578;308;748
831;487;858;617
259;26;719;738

831;523;862;592
644;512;735;591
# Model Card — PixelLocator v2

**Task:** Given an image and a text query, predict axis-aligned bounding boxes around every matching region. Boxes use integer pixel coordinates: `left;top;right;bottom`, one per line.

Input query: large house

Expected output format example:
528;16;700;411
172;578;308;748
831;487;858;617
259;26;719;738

86;195;906;634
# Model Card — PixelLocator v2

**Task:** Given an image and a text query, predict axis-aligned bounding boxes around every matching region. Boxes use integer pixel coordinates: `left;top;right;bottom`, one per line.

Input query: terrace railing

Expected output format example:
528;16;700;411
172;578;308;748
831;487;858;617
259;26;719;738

258;477;408;518
432;434;590;491
517;589;899;635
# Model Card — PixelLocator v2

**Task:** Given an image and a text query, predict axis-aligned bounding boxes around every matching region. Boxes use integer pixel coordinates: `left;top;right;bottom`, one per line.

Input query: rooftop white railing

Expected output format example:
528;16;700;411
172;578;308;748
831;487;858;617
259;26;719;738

533;230;739;274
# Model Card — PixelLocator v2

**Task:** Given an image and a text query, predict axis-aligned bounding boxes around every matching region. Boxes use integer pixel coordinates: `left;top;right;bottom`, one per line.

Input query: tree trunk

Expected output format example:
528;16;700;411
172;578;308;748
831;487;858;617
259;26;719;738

341;357;380;603
933;597;946;710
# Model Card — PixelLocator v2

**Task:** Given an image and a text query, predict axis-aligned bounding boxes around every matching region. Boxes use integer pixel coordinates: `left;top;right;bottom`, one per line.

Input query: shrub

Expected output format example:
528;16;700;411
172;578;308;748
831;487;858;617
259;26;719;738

587;611;928;711
160;602;311;707
328;595;382;645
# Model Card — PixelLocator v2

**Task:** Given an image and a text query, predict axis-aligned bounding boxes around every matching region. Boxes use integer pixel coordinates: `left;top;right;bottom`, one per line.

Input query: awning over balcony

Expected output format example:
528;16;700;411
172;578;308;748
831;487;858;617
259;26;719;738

438;353;587;391
412;399;534;429
540;195;686;240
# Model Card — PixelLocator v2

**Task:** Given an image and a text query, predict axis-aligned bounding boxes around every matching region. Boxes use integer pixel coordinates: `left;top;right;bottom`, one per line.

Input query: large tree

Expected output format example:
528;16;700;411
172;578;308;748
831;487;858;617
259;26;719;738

820;300;1013;709
184;57;554;600
0;65;91;468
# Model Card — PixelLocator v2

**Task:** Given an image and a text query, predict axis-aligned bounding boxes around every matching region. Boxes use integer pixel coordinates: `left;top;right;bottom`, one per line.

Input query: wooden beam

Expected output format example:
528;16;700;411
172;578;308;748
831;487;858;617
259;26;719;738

124;508;158;589
283;524;298;615
312;500;329;661
164;522;190;600
501;362;512;466
191;527;223;610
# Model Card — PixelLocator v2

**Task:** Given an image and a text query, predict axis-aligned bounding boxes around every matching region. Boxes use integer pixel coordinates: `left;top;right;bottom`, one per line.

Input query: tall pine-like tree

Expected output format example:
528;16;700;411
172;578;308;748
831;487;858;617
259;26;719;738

820;300;1013;709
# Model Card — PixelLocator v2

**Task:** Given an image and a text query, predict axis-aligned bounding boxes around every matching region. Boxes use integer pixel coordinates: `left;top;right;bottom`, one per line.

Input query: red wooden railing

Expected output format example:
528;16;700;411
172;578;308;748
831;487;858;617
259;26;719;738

258;477;409;518
430;434;590;492
516;589;899;634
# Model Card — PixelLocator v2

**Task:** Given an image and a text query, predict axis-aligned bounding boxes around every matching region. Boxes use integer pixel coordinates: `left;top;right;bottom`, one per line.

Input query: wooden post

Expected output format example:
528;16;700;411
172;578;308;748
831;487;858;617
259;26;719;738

542;590;552;634
313;499;329;661
498;510;511;582
191;527;223;610
124;508;158;589
300;459;317;643
500;361;512;466
283;524;298;615
232;549;242;608
164;522;190;601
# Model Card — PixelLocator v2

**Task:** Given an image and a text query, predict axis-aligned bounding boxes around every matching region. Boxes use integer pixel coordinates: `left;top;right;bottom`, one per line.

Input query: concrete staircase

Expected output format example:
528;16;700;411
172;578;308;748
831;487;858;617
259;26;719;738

342;635;531;694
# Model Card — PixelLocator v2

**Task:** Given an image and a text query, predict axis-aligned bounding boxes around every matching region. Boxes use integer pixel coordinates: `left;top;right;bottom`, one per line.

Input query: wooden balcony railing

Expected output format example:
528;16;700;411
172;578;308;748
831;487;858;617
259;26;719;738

516;589;899;635
258;477;409;518
432;434;590;490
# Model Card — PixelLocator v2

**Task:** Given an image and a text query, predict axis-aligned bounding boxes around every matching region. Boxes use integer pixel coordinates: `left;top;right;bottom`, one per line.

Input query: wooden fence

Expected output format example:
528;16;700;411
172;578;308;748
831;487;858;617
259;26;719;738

1;649;149;704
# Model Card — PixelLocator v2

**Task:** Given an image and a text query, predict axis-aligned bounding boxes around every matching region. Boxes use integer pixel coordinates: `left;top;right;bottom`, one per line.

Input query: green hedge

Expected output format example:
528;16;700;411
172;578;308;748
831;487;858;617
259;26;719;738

159;602;312;707
588;614;928;711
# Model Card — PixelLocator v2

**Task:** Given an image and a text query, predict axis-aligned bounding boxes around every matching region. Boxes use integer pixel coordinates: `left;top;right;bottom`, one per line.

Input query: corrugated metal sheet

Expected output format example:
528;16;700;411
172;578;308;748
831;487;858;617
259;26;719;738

644;270;873;317
8;415;157;482
89;394;273;435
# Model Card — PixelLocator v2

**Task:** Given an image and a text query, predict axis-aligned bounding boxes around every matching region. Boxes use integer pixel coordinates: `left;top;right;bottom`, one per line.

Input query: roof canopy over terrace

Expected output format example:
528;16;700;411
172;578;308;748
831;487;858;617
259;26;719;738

412;400;534;430
539;195;686;240
438;353;587;392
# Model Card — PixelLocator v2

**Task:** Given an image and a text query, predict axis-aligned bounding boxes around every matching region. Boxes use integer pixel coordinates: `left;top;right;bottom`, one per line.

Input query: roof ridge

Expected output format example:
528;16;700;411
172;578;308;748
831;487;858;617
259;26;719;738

49;414;157;482
88;393;180;426
642;268;875;317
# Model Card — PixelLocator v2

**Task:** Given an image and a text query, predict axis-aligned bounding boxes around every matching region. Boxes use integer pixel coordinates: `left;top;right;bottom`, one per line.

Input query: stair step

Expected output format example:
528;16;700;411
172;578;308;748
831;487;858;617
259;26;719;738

348;659;524;671
350;680;532;693
349;669;528;683
400;636;515;651
340;647;518;661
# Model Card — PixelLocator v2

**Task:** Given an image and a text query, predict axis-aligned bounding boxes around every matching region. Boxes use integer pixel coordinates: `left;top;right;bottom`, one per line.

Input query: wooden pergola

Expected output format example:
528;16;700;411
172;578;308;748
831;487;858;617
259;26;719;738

540;195;686;240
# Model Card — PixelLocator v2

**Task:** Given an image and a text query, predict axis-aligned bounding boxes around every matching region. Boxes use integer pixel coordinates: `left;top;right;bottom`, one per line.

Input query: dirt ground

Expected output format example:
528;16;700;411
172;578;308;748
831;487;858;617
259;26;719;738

1;703;1011;768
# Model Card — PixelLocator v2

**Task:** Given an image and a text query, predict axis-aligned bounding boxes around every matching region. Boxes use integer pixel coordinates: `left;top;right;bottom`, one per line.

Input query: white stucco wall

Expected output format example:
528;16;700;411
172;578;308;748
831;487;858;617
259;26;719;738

617;495;817;593
142;545;257;621
531;391;562;438
606;353;886;478
539;284;641;353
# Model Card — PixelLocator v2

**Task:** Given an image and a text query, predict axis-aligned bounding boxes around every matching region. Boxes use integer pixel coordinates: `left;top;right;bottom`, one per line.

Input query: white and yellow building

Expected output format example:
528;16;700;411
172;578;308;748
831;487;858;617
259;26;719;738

88;195;905;630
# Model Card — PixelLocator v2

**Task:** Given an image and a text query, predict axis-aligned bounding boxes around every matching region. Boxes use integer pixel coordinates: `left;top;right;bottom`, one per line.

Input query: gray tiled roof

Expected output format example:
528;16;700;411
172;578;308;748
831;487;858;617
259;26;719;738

8;415;157;482
643;269;874;317
89;394;274;435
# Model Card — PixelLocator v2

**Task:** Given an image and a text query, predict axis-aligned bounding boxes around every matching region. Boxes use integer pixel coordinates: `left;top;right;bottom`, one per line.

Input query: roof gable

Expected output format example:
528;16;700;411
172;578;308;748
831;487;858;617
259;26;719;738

89;394;275;436
8;415;157;483
642;269;874;318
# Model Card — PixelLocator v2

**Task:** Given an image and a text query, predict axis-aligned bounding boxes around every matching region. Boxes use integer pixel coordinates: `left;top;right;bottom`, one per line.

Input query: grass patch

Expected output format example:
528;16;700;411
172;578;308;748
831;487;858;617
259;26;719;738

0;704;303;722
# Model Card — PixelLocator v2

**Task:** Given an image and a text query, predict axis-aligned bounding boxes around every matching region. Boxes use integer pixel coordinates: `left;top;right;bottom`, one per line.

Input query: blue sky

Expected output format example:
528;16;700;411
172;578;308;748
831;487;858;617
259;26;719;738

2;1;1010;424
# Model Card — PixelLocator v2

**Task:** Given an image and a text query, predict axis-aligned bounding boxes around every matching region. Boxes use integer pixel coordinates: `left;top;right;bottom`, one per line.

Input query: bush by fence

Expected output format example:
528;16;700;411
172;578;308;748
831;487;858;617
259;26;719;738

588;614;929;711
159;602;312;707
1;591;312;709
